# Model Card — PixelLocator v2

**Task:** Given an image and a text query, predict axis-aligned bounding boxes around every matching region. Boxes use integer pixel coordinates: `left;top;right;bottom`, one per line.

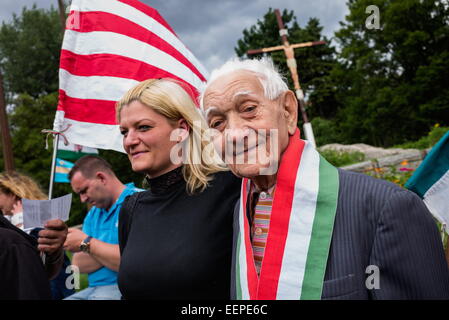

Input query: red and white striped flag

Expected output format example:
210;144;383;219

55;0;208;152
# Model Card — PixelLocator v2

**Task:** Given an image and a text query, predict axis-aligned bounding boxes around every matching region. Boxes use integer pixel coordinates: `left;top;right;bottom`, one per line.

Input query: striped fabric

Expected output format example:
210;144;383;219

250;188;275;275
55;0;208;152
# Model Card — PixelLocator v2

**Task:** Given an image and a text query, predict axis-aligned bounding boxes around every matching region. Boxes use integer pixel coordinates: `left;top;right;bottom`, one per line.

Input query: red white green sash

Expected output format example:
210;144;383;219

234;129;339;300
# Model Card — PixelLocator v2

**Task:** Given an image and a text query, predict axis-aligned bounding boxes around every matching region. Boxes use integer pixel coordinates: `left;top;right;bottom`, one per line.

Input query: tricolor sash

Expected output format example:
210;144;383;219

234;129;339;300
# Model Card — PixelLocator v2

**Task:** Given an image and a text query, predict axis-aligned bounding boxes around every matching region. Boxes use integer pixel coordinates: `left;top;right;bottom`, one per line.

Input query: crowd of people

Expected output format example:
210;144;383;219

1;57;449;300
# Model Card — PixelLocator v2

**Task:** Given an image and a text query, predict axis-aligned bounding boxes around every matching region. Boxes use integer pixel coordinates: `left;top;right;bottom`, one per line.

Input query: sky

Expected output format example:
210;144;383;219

0;0;349;72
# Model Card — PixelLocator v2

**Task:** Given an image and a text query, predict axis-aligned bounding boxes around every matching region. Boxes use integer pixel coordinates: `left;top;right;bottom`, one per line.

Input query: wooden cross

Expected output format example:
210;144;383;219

247;9;325;148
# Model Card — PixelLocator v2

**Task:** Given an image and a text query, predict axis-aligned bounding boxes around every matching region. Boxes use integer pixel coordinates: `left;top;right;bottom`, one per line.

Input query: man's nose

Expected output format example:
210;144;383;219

225;128;248;142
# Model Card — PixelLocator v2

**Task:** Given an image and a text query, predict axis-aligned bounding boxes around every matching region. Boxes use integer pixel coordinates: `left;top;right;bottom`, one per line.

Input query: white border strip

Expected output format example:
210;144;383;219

423;170;449;234
238;180;251;300
276;141;320;299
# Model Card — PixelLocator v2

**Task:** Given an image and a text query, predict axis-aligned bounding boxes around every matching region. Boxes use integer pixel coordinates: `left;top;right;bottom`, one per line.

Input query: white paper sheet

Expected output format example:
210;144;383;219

22;194;72;229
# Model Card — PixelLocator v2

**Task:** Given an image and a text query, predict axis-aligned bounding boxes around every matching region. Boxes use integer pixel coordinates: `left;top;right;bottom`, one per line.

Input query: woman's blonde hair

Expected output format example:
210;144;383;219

116;78;227;194
0;171;47;200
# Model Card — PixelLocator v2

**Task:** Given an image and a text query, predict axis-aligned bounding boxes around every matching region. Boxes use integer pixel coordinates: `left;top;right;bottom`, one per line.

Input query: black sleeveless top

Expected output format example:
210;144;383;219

118;169;241;300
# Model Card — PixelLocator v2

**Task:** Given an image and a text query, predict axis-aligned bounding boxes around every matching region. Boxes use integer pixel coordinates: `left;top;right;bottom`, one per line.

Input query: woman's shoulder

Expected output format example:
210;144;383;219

0;227;37;251
121;191;146;214
204;171;241;198
210;170;242;187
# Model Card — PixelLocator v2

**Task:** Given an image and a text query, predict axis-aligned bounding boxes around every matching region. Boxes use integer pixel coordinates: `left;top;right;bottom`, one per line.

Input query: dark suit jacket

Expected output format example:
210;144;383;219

231;169;449;300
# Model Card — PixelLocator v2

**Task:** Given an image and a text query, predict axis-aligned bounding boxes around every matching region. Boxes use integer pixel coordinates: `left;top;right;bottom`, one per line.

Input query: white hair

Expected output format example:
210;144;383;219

199;57;289;110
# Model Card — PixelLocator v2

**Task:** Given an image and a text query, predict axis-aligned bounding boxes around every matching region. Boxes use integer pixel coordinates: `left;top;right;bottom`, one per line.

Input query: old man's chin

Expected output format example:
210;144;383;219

229;160;280;178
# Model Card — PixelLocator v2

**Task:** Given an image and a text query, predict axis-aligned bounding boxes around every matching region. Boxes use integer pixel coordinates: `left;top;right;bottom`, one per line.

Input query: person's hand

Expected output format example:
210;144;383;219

64;227;88;253
38;219;68;255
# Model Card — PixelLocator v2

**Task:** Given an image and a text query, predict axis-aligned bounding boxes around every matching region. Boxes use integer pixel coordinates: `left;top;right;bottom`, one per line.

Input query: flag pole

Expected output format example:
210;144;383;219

48;134;59;200
47;0;66;200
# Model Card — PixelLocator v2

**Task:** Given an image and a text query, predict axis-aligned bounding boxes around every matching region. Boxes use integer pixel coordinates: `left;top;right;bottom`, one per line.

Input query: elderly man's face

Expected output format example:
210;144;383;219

203;70;297;179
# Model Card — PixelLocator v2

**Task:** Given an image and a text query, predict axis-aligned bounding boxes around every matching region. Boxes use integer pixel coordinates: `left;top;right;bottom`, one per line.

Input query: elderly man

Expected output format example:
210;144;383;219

201;58;449;300
63;155;142;300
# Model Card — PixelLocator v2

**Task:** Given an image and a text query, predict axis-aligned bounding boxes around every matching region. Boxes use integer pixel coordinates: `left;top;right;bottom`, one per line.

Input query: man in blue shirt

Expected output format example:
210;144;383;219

63;156;142;300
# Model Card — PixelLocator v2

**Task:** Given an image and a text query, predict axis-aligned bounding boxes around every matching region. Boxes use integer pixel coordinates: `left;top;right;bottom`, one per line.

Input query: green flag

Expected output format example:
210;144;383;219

405;131;449;233
57;142;99;161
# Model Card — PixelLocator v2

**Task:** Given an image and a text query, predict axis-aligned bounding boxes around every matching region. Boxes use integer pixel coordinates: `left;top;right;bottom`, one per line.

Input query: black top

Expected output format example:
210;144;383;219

0;215;52;300
118;168;241;300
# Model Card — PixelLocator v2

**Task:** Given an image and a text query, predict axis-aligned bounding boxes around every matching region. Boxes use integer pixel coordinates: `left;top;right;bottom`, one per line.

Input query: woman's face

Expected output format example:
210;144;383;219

119;100;184;178
0;191;17;215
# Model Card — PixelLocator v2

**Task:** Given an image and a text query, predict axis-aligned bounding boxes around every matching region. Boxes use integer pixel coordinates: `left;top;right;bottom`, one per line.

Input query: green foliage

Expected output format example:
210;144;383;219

319;149;365;167
0;5;63;97
9;93;56;186
332;0;449;147
310;117;341;146
394;125;449;149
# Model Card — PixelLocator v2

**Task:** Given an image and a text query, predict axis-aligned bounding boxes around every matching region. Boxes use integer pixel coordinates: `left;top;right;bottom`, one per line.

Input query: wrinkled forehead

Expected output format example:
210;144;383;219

202;70;264;109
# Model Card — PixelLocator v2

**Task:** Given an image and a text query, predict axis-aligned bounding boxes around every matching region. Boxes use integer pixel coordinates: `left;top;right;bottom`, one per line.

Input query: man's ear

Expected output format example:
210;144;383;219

281;90;298;135
96;172;107;184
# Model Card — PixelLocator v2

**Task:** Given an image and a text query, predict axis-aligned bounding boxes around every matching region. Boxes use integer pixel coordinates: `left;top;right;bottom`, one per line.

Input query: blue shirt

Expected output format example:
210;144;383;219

82;183;143;287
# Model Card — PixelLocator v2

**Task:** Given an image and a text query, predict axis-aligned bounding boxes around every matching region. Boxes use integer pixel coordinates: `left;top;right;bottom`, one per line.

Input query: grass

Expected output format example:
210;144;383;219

394;125;449;150
319;149;366;167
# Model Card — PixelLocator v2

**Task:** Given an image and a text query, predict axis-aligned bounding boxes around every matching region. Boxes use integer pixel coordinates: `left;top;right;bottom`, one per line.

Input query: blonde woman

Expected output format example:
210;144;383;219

116;79;241;299
0;172;69;299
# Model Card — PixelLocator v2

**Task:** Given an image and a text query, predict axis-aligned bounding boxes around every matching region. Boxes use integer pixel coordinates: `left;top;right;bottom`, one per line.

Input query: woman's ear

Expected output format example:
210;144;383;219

281;90;298;135
177;119;190;142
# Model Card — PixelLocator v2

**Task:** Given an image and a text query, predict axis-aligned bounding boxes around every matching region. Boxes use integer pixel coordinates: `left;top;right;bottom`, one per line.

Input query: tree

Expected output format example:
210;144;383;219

0;5;63;98
235;8;340;125
333;0;449;146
